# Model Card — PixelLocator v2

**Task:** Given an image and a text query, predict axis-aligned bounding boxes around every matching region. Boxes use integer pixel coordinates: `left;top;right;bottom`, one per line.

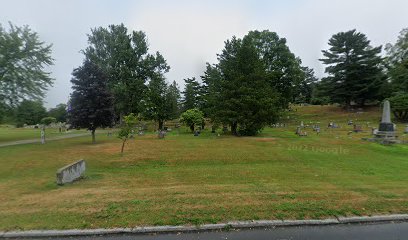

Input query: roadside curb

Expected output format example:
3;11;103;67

1;214;407;238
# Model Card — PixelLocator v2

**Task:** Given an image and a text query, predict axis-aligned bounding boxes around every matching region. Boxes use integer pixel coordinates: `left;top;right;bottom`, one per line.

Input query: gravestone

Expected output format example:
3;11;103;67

56;160;86;185
158;130;166;139
375;100;397;140
40;127;45;144
353;124;362;133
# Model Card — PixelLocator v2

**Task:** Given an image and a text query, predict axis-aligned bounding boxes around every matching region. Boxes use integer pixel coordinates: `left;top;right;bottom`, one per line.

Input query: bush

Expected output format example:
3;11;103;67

41;117;57;126
388;93;408;122
180;109;204;132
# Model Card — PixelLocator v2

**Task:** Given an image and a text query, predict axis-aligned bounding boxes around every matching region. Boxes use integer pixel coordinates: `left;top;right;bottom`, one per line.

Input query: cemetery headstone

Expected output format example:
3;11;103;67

56;160;86;185
40;127;45;144
375;100;397;140
158;130;166;139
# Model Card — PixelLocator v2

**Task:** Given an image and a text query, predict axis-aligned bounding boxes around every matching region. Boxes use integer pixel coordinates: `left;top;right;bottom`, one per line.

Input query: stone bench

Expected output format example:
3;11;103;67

56;160;86;185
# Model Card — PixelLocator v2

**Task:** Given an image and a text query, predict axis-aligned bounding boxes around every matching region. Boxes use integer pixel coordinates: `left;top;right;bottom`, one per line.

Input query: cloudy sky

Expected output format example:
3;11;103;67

1;0;407;108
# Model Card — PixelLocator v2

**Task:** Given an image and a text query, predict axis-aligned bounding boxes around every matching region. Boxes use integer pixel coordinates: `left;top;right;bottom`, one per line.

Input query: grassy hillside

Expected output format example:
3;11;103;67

0;105;407;230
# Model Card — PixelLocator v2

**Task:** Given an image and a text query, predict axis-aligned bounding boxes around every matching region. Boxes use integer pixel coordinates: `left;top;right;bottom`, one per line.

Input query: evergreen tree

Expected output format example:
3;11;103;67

320;30;385;107
166;81;181;120
68;60;115;144
202;30;302;135
182;77;202;111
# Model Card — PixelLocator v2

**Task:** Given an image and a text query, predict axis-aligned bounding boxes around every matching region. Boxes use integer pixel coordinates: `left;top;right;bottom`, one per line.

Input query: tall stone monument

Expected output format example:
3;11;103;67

375;100;397;140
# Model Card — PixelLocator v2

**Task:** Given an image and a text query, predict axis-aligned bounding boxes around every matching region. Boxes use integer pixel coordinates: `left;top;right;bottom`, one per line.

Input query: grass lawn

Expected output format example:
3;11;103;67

0;127;87;143
0;105;408;230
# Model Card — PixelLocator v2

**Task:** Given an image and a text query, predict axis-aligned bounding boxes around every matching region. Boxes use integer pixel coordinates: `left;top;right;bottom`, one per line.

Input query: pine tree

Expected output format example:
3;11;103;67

320;30;385;107
182;77;202;111
165;81;181;120
68;60;115;143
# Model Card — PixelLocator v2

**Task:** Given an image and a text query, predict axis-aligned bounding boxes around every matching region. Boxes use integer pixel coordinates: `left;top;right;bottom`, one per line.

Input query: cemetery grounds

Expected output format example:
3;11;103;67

0;105;407;230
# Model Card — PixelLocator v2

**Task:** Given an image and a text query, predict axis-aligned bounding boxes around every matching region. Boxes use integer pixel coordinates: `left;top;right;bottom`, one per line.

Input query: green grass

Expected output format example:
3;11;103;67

0;127;87;143
0;105;407;230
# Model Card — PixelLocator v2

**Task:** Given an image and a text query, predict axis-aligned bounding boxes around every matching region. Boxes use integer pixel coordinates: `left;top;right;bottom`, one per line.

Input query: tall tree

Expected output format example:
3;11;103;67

385;28;408;93
143;74;170;130
320;30;385;107
48;103;67;122
0;22;54;109
182;77;202;111
202;30;302;135
68;60;115;144
294;66;318;104
15;100;47;127
83;24;169;116
166;81;181;120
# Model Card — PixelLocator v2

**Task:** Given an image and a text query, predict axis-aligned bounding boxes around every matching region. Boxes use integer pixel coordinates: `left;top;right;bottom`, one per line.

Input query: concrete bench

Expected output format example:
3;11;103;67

56;160;86;185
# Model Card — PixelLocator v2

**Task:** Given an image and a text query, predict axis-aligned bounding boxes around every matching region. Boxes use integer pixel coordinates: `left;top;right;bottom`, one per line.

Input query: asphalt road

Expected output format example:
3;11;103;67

28;222;408;240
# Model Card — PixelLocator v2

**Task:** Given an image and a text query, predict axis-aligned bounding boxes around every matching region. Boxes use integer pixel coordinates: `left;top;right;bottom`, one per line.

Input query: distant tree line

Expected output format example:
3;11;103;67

1;21;408;138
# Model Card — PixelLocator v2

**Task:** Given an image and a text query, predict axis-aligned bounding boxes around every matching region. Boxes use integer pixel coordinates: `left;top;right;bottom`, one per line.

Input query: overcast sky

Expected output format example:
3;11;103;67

1;0;407;108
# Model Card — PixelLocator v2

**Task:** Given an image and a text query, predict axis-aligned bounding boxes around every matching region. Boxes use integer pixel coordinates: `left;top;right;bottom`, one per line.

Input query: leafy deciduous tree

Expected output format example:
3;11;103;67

180;108;204;132
15;100;47;127
0;22;54;108
68;60;115;144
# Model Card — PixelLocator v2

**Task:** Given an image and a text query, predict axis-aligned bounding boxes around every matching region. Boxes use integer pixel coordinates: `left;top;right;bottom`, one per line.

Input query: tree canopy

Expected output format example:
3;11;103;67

385;28;408;92
0;22;54;109
68;60;115;143
15;100;47;127
201;30;303;135
319;29;385;107
83;24;169;115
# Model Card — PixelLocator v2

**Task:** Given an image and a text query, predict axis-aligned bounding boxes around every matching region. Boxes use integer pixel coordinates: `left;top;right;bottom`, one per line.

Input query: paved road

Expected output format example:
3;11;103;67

25;222;408;240
0;133;90;148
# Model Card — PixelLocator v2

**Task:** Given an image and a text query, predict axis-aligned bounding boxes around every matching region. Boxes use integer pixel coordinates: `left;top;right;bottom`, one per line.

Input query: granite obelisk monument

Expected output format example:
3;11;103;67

375;100;397;140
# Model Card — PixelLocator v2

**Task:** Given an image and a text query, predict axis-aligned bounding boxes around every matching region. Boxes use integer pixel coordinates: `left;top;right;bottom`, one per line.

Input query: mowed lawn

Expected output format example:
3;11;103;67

1;106;408;230
0;127;86;143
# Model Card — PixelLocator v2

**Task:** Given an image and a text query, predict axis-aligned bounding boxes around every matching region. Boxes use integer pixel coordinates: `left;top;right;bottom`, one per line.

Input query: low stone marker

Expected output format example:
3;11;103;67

56;160;86;185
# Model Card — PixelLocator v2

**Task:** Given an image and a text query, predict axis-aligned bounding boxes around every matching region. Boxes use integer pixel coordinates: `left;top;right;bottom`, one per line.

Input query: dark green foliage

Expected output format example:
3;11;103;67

143;74;170;130
182;77;203;111
83;24;169;116
40;117;57;126
202;30;302;135
47;103;67;123
15;100;47;127
68;60;115;143
0;22;54;108
388;93;408;121
320;30;385;107
294;66;318;104
385;28;408;93
166;81;181;120
180;108;204;132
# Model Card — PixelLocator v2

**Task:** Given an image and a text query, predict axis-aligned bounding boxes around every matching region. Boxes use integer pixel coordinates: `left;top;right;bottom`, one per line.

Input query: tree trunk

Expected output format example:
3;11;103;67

91;129;96;144
158;120;164;130
190;124;195;132
231;122;238;136
121;139;127;156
